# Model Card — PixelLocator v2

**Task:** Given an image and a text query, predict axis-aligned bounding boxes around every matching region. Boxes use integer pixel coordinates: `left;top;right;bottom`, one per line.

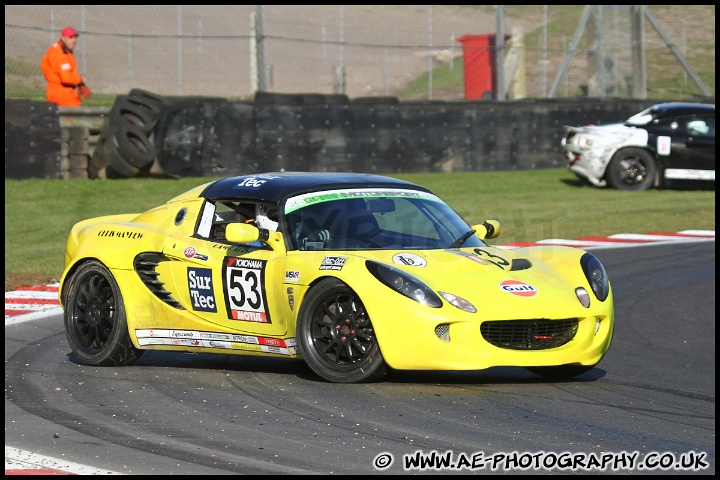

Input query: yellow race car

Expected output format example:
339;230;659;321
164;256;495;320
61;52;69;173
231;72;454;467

60;172;614;383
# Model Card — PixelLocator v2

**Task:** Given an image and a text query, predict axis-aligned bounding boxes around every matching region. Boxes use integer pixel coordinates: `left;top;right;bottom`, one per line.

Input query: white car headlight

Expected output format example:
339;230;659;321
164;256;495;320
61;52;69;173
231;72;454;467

439;292;476;313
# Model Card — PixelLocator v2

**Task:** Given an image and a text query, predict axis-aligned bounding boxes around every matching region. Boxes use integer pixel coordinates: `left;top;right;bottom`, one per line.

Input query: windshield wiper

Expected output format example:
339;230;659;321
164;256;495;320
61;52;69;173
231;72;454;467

448;229;476;248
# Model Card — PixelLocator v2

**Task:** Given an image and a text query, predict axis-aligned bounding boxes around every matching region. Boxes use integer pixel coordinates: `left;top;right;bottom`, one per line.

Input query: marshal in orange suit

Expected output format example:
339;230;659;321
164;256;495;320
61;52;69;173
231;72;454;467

40;26;89;107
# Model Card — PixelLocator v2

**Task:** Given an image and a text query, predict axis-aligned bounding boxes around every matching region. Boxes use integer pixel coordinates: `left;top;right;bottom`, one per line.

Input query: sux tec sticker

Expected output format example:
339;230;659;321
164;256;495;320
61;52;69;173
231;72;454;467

187;267;217;312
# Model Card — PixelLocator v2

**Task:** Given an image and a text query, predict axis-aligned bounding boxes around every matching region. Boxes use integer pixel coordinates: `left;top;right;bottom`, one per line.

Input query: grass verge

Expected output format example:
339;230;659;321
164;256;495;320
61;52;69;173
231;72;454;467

4;169;715;290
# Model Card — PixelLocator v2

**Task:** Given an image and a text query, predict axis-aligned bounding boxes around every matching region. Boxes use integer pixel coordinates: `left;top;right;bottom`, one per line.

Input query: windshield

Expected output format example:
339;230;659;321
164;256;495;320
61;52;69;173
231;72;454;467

283;188;485;251
625;108;654;126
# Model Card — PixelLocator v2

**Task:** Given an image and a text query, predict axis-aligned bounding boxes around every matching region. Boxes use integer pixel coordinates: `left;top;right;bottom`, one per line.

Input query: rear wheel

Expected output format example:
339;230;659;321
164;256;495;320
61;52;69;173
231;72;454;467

64;260;143;366
605;148;656;191
296;278;387;383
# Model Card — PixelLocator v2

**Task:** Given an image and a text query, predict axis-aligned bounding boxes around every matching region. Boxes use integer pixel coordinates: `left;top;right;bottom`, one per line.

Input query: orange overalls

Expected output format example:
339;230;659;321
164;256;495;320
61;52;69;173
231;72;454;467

40;40;83;107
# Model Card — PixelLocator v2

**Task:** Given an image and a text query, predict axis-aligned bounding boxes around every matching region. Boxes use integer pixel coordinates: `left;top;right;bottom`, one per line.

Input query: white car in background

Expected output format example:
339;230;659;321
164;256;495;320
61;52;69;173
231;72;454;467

562;102;715;191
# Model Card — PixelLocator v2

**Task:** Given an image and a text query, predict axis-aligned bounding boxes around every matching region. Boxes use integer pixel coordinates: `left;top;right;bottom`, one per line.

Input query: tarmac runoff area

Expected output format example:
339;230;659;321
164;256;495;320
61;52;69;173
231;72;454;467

4;229;715;474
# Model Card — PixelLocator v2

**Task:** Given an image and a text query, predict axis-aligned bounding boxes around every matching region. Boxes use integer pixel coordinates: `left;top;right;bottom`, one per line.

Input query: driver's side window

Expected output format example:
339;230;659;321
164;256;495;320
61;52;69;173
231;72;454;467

687;117;714;138
211;202;254;242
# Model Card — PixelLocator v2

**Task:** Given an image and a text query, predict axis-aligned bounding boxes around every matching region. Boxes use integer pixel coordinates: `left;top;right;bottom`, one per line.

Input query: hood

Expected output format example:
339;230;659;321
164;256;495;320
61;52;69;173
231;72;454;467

364;246;594;319
565;122;635;135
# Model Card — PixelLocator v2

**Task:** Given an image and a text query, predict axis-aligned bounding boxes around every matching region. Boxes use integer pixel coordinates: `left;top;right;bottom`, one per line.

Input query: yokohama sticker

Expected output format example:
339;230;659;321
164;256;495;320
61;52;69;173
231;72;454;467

499;279;538;297
222;257;271;323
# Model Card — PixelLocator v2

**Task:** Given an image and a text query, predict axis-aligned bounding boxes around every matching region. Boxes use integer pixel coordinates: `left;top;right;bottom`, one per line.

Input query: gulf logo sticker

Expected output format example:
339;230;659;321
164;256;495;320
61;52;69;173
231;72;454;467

499;279;538;297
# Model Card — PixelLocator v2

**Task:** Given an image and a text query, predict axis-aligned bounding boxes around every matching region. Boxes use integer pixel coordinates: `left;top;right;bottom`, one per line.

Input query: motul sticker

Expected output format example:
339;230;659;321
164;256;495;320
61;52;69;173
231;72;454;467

500;279;538;297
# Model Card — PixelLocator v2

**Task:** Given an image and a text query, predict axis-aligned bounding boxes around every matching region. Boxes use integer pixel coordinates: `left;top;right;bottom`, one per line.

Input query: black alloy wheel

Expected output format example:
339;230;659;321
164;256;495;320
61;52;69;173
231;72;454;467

606;147;657;191
64;260;143;366
296;278;387;383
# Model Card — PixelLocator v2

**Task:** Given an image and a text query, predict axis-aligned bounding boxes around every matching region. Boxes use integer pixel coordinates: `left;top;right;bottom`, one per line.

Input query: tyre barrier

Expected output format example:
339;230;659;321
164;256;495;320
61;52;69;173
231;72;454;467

254;91;351;106
109;96;161;134
90;89;168;178
110;123;155;169
350;96;399;105
60;126;90;179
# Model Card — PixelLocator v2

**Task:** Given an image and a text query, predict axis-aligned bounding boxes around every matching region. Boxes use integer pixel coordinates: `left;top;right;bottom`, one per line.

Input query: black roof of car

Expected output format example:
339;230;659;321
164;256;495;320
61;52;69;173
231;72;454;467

200;171;431;203
646;102;715;119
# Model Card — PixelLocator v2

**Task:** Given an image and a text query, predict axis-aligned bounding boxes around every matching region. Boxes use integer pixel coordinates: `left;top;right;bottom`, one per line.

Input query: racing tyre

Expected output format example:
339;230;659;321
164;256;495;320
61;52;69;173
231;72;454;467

525;365;595;380
605;148;657;191
64;260;143;366
296;278;387;383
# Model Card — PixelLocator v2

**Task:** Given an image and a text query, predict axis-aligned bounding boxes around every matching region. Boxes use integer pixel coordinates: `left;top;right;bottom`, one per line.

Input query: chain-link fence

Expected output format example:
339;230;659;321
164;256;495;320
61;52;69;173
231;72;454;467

5;5;715;102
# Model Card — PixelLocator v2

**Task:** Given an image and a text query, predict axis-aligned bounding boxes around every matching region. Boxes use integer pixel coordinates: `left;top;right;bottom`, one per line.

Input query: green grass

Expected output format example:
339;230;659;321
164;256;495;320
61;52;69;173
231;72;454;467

4;170;715;290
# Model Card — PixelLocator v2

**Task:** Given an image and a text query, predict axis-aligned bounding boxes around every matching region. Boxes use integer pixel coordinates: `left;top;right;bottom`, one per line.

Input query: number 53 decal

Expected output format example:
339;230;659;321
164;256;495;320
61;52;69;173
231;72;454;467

473;248;511;269
222;257;272;323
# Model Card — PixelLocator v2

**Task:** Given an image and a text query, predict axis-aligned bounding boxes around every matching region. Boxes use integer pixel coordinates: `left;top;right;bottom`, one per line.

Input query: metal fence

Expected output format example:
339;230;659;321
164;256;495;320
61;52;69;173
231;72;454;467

5;5;715;102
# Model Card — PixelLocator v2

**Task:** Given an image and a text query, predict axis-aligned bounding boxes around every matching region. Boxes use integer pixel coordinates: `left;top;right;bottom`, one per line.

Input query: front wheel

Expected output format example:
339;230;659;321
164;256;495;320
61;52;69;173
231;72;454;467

64;260;143;366
296;278;387;383
605;148;657;191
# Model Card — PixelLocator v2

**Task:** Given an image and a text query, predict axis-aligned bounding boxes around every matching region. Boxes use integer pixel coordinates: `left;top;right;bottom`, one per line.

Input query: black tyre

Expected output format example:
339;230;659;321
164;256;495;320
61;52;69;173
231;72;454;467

105;139;140;177
525;365;595;380
110;97;161;134
605;147;657;191
127;88;167;109
254;91;305;105
350;96;399;105
296;278;387;383
64;260;143;366
111;123;155;169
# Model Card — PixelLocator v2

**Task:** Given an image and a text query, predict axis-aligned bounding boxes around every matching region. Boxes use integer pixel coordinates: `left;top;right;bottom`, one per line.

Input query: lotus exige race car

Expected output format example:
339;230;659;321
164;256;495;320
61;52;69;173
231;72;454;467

60;172;614;383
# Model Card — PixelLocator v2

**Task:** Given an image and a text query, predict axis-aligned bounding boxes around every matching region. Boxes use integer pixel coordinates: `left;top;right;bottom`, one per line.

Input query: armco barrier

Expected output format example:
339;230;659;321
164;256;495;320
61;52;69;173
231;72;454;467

5;95;714;179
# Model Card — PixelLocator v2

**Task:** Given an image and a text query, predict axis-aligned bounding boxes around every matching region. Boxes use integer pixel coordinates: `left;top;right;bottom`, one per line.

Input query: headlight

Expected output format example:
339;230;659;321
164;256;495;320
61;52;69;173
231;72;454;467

366;261;442;308
439;292;476;313
577;136;594;149
580;253;609;301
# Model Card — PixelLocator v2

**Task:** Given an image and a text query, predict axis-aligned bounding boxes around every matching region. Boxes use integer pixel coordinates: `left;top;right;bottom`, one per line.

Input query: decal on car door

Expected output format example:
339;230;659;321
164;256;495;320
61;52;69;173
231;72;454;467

187;267;217;312
222;256;271;323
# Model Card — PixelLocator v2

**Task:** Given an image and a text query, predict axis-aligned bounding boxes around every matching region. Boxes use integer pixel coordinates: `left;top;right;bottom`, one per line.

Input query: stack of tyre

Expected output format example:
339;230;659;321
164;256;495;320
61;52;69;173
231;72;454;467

90;89;166;178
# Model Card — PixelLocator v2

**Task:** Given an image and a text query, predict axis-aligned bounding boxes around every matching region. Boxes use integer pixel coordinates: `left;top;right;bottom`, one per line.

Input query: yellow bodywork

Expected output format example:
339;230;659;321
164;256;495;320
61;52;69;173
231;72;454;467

60;185;613;372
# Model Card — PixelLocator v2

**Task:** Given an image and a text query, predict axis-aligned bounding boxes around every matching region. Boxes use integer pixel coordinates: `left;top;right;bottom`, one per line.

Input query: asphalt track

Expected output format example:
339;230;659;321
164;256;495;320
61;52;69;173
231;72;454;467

5;232;715;474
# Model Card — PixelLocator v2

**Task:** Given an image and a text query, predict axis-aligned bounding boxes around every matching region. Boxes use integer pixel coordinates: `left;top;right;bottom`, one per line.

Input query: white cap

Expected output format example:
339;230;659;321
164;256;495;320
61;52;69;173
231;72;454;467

255;204;278;231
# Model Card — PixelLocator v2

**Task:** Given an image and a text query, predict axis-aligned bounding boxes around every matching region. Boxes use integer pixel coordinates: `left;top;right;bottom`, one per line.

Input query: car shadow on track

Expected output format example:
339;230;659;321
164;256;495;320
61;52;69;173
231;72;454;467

560;177;716;191
70;350;607;385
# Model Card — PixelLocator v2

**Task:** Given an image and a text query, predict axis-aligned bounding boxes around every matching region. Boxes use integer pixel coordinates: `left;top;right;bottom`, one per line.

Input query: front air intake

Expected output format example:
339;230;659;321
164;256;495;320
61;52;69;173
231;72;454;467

134;253;185;310
480;319;578;350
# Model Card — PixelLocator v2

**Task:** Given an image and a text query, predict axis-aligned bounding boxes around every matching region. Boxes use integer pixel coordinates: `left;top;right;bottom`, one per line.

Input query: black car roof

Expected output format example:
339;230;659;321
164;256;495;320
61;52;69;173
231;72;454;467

200;171;431;203
647;102;715;119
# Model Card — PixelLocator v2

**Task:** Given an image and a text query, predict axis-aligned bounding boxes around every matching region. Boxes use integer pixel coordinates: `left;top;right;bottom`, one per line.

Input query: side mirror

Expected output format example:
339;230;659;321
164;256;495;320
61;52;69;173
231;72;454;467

472;220;500;240
225;222;284;248
225;222;265;243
